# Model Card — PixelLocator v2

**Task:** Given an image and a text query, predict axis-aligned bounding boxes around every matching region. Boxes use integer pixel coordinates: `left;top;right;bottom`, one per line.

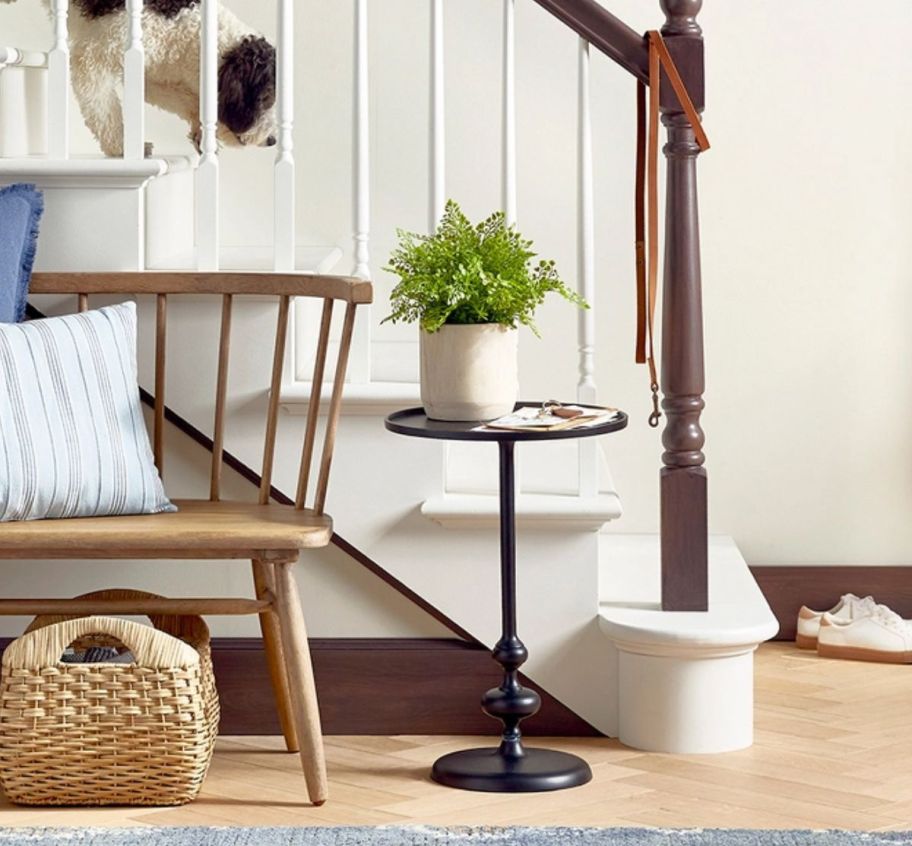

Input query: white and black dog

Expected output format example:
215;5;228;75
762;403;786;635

2;0;277;156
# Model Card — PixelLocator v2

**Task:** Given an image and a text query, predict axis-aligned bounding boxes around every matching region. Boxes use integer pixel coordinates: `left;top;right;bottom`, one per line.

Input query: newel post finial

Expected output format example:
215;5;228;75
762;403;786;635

660;0;702;36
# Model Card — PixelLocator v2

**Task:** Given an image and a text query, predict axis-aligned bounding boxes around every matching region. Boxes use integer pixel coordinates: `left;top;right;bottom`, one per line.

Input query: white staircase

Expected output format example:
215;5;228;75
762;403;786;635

0;0;778;751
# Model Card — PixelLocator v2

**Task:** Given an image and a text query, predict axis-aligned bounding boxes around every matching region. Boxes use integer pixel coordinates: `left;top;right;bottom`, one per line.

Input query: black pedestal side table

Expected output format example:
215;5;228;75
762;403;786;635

385;403;628;793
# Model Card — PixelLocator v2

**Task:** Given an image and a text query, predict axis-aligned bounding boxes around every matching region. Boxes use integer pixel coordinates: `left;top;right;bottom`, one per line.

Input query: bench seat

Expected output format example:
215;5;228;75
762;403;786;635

0;499;333;559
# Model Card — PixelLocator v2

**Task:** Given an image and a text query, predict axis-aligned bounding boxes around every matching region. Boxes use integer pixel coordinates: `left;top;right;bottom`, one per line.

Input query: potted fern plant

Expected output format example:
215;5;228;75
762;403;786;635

383;201;586;421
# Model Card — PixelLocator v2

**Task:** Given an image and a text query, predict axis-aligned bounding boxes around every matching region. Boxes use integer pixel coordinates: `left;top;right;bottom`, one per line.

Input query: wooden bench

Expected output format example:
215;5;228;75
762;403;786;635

0;271;373;806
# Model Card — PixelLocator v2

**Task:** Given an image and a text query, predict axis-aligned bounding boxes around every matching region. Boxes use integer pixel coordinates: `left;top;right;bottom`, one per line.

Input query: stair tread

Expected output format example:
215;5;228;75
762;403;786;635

598;534;779;647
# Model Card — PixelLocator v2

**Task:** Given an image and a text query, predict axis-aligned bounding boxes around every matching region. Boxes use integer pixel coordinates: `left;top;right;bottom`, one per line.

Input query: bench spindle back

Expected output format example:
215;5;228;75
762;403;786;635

31;272;372;518
210;293;233;501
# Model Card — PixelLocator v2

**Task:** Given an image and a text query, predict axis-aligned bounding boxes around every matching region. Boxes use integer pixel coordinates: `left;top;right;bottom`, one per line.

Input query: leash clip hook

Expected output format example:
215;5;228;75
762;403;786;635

648;383;661;429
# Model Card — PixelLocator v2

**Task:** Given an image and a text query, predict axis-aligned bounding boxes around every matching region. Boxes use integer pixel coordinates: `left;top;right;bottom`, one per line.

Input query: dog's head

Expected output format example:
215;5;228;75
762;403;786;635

218;35;277;149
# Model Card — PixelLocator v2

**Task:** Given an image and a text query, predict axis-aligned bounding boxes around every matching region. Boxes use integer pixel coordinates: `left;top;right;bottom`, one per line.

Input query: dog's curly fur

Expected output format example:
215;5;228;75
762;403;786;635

73;0;198;20
0;0;277;156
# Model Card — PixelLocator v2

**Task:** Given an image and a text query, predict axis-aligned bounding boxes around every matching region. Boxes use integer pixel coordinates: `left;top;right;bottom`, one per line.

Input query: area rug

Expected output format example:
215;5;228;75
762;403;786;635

0;829;910;846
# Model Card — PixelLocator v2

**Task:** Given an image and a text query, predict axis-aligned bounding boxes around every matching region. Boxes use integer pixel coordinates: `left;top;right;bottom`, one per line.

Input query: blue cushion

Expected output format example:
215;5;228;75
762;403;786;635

0;183;43;324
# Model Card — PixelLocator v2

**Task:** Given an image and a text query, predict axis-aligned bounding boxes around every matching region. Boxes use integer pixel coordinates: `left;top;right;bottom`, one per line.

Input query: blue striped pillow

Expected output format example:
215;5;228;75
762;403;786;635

0;302;176;521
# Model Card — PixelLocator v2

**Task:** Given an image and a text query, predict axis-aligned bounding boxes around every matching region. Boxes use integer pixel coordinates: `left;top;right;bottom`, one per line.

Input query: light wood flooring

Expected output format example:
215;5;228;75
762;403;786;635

3;643;912;831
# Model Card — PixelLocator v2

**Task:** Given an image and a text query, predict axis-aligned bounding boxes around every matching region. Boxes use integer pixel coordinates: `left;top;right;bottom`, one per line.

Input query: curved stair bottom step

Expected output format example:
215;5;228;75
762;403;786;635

599;534;779;754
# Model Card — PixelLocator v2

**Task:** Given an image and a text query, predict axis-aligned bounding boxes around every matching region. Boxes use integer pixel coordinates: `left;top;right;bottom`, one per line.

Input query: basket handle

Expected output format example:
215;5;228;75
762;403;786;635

2;616;200;671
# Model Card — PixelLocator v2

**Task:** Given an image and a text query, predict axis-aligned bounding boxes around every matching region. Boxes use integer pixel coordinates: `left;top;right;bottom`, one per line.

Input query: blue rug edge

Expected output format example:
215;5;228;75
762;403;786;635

1;827;912;845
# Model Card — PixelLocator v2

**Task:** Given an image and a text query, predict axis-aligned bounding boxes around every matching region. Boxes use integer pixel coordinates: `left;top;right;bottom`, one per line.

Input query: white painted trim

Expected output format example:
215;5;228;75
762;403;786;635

576;39;596;404
196;0;219;271
0;68;30;157
47;0;69;159
429;0;445;231
353;0;371;281
0;156;178;190
148;244;341;274
122;0;145;161
0;47;47;68
273;0;295;273
422;492;623;531
501;0;516;224
280;380;420;416
349;0;372;384
577;39;598;498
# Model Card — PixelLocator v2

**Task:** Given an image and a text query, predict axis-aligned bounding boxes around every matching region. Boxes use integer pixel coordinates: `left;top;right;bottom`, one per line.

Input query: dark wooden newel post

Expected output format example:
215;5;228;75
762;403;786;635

659;0;708;611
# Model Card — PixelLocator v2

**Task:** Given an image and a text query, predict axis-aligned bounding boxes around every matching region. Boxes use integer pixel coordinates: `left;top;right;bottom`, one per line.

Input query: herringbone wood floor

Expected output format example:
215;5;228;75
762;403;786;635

3;643;912;830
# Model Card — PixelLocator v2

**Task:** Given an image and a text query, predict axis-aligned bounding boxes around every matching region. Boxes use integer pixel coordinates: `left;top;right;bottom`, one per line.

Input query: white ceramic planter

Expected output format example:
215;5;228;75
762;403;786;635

420;324;518;421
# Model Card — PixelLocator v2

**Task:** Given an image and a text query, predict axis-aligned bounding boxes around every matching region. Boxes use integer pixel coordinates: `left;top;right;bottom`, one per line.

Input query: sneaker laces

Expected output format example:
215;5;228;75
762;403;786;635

871;604;907;632
855;595;877;615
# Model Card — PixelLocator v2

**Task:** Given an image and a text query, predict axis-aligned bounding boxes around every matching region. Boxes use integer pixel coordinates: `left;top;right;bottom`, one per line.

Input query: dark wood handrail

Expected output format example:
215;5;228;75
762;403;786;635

531;0;648;81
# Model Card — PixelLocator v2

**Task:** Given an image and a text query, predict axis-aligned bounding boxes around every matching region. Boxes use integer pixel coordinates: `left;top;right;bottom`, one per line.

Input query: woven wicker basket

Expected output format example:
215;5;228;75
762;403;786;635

0;615;213;806
25;589;220;752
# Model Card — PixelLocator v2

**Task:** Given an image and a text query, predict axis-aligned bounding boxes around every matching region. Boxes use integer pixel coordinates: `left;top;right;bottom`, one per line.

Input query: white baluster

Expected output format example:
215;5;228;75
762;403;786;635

502;0;516;225
577;39;597;497
501;0;525;496
196;0;219;270
274;0;295;272
430;0;449;490
48;0;69;159
349;0;371;383
123;0;144;160
0;49;49;157
353;0;370;282
429;0;445;232
0;66;28;157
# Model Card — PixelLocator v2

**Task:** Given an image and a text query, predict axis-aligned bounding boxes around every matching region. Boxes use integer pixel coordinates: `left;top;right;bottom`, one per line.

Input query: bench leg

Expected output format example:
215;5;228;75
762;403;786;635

252;559;299;753
274;558;328;806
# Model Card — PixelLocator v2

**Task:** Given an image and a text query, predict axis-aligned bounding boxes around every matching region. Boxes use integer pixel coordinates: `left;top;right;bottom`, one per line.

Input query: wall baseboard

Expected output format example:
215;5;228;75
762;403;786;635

750;566;912;641
0;636;598;737
215;638;599;736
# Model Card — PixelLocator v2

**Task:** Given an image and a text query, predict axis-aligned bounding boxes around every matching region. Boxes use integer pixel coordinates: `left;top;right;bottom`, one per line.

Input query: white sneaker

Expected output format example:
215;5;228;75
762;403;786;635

817;605;912;664
795;593;877;649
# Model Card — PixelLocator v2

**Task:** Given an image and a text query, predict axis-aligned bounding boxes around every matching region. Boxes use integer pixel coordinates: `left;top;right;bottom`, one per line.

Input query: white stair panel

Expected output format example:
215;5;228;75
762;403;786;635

146;245;342;276
0;156;186;271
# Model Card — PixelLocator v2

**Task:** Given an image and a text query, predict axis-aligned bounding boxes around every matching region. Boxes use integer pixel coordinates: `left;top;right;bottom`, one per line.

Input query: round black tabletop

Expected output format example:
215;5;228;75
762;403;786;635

385;403;628;442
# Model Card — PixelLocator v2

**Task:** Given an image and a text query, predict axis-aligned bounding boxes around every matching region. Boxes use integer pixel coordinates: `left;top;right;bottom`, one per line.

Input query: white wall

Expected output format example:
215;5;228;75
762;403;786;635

1;0;910;584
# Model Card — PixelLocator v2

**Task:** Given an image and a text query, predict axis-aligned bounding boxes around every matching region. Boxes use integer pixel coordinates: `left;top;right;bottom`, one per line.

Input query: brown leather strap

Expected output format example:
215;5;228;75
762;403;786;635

635;30;710;428
645;34;661;427
649;32;710;154
634;80;647;368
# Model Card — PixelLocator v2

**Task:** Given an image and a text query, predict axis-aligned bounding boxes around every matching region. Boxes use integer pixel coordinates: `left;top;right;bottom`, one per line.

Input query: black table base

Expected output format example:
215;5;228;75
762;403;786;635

384;406;627;794
430;440;592;792
432;746;592;793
